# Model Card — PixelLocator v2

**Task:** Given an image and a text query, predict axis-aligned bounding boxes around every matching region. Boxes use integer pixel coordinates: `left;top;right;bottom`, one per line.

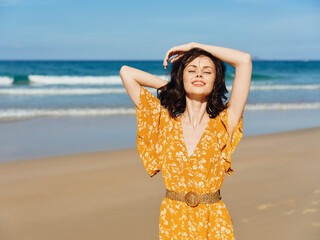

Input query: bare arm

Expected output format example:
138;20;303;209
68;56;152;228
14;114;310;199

119;65;168;109
193;42;252;139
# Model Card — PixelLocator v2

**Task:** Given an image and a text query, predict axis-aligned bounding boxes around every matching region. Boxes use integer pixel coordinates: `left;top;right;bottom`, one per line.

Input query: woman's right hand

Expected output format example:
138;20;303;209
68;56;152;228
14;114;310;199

163;42;195;69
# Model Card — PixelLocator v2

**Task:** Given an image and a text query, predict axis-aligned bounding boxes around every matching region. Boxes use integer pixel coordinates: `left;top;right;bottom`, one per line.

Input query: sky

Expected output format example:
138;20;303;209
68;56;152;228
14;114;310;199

0;0;319;60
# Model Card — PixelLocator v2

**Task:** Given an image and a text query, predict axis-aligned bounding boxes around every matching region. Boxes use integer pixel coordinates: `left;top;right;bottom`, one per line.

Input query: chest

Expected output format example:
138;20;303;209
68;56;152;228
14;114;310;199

179;116;211;158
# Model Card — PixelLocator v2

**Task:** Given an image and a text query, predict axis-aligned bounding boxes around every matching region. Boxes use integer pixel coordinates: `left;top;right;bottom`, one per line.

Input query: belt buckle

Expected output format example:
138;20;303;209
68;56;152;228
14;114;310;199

185;191;200;207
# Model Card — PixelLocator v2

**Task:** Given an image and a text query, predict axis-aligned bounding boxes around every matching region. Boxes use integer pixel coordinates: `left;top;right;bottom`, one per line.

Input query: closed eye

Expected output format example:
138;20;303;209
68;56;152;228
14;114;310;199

188;71;211;74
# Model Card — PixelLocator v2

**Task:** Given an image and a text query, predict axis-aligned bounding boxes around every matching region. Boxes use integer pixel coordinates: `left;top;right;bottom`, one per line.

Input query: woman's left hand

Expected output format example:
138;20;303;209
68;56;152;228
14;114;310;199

163;42;195;69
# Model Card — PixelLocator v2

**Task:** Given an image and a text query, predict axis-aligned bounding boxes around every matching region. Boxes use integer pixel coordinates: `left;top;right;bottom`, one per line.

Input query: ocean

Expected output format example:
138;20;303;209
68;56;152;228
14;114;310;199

0;60;319;120
0;60;319;162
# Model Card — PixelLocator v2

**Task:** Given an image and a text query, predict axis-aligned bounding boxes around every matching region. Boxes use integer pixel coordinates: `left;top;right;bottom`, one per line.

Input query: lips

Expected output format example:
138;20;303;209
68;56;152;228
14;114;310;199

191;80;206;86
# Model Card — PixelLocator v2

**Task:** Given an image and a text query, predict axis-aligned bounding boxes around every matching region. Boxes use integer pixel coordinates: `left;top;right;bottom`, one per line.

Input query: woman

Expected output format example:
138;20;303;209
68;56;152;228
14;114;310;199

119;42;252;239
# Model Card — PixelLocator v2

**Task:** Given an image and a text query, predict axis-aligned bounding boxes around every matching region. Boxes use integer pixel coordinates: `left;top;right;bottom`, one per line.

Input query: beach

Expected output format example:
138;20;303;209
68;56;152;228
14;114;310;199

0;59;319;239
1;0;319;238
0;126;319;240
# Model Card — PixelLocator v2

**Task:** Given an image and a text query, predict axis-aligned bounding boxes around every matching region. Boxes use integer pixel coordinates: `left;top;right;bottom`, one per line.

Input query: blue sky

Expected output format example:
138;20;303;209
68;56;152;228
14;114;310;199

0;0;319;60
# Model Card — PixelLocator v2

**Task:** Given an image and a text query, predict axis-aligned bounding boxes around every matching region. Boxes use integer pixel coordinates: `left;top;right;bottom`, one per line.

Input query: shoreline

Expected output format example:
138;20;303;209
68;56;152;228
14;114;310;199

1;108;320;163
0;127;319;239
1;124;320;164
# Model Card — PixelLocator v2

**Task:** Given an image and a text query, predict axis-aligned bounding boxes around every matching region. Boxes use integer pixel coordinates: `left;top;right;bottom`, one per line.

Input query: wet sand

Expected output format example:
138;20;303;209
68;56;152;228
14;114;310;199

0;127;319;240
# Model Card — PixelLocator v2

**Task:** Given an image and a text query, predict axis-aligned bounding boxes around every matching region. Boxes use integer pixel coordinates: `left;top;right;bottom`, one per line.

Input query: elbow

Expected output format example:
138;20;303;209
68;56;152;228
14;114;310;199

119;65;130;84
235;54;252;69
119;65;128;76
243;53;252;64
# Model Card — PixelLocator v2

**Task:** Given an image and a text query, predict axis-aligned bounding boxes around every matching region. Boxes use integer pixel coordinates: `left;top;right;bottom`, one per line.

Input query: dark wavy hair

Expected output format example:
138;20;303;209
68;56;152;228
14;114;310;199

157;47;228;119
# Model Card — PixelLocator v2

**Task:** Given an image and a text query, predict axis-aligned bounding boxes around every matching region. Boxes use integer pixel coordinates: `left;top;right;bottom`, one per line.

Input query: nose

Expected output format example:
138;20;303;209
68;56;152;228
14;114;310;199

196;71;203;77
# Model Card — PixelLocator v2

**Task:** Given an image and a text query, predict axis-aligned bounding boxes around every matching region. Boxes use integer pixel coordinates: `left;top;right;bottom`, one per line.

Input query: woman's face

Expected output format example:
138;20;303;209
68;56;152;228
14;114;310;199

182;55;216;99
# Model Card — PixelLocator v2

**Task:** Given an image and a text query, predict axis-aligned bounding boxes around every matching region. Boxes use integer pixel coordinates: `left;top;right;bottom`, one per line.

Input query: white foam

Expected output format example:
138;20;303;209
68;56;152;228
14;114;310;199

0;88;126;95
245;102;320;110
1;103;320;120
0;77;13;85
2;74;320;91
28;75;171;85
248;84;320;90
1;83;319;96
29;75;121;85
0;108;136;119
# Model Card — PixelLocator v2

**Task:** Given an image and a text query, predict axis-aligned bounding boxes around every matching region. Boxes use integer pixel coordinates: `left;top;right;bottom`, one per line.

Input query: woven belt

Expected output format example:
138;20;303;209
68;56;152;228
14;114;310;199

165;189;221;207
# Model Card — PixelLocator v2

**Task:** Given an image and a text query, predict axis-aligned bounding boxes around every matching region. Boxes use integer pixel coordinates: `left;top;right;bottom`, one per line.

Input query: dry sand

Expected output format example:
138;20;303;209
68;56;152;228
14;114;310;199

0;127;319;240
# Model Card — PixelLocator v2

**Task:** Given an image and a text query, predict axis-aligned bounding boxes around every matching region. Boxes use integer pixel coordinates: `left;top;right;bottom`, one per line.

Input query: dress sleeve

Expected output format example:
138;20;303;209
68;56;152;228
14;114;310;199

135;86;164;177
219;105;244;176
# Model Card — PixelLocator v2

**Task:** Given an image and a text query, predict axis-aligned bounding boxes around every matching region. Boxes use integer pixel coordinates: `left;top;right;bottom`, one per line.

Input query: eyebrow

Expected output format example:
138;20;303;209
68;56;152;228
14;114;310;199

187;65;213;70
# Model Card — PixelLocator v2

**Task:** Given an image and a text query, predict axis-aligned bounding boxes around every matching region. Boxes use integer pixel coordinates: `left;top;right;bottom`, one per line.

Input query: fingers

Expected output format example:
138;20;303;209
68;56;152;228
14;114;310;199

163;49;178;69
163;51;172;69
163;55;168;69
163;55;167;69
163;47;177;68
163;43;192;68
163;49;170;68
163;57;179;69
170;55;181;63
163;54;182;69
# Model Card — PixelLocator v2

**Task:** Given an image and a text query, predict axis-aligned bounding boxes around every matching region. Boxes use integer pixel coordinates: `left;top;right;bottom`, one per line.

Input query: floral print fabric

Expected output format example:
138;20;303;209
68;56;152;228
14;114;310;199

135;86;243;239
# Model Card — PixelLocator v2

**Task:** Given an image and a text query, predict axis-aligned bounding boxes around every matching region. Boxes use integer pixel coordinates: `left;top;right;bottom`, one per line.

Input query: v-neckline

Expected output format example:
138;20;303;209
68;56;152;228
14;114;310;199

178;114;213;159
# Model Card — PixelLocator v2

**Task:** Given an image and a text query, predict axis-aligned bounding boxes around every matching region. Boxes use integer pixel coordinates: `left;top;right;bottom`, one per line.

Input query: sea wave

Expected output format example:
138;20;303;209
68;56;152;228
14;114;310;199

0;75;170;85
1;73;319;90
0;108;136;120
1;103;320;119
227;73;276;80
0;77;13;85
0;73;284;86
0;88;126;95
249;84;320;90
0;84;319;96
245;102;320;110
2;75;170;85
29;75;125;85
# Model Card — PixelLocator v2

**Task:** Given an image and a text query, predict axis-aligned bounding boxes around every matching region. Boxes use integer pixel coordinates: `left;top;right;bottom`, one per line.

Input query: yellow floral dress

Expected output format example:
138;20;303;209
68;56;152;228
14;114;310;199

136;86;243;240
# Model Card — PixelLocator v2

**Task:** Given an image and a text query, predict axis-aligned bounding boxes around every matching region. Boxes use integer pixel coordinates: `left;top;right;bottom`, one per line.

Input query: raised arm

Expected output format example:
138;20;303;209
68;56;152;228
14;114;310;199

193;42;252;135
119;66;168;109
